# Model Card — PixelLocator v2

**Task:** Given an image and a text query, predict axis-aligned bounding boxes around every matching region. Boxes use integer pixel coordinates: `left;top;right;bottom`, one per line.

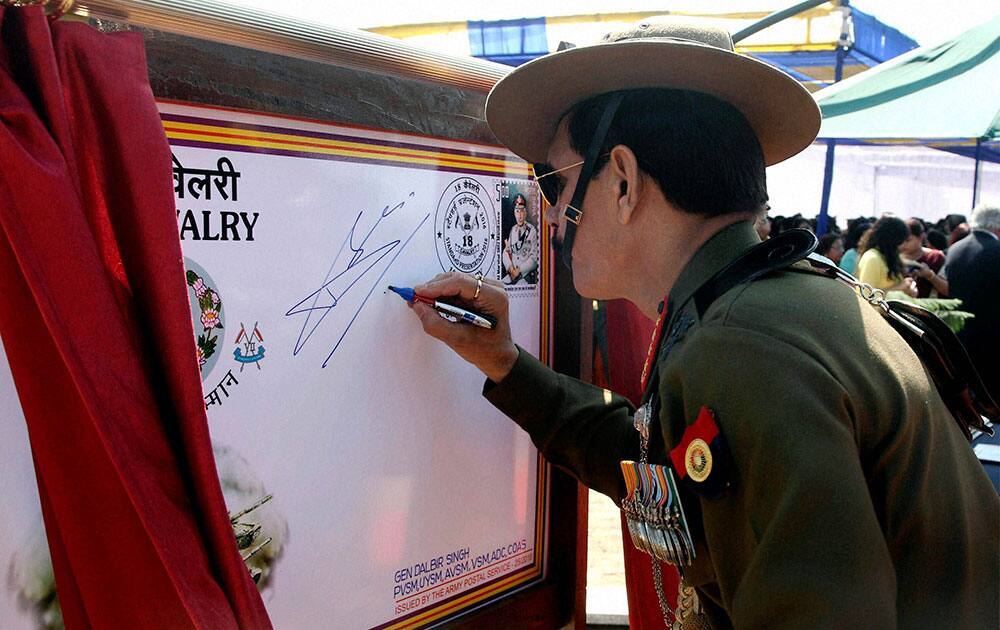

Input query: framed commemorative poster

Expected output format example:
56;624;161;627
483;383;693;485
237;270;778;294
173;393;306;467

166;101;550;628
0;20;588;630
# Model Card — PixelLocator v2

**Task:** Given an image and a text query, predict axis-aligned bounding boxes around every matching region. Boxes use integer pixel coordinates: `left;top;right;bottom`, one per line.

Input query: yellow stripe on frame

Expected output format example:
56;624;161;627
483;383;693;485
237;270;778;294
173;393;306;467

164;119;510;166
165;129;527;175
162;120;530;175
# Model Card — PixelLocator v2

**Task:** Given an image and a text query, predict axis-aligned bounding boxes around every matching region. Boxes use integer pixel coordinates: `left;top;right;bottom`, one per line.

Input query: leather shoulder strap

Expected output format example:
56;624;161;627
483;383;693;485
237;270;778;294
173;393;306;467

805;252;997;439
692;228;818;318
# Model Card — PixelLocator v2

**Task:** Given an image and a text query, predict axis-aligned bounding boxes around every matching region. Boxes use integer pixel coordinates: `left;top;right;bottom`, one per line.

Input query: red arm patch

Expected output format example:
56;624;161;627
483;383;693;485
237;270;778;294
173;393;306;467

670;406;730;498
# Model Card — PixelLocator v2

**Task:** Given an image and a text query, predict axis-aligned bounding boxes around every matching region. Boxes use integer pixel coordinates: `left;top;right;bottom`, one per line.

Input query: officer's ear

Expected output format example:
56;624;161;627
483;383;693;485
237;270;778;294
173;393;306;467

608;144;642;225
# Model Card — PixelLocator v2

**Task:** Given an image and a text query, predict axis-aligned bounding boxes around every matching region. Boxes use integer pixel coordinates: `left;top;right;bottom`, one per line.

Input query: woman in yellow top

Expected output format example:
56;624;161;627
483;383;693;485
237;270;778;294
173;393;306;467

856;216;918;296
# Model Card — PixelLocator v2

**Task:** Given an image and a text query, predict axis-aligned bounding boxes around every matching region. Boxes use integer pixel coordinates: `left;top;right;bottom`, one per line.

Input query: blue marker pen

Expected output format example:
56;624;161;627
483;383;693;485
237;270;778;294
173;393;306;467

388;286;497;330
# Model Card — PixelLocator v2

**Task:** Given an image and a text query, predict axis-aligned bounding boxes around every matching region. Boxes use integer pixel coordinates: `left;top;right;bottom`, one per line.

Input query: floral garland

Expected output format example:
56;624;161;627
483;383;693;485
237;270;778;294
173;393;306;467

186;269;223;370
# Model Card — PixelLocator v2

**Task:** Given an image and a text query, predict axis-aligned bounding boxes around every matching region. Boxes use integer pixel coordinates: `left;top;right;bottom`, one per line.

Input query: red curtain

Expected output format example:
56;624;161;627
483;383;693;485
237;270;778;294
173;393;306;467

0;7;270;628
605;299;682;629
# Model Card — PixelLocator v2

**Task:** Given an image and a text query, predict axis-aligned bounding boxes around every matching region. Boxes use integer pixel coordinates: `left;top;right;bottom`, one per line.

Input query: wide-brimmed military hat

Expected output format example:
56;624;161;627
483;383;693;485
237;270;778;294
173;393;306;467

485;17;821;166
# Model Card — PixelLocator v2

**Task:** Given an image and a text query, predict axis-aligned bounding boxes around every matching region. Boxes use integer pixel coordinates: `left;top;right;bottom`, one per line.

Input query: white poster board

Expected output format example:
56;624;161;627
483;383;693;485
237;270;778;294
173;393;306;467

0;102;549;630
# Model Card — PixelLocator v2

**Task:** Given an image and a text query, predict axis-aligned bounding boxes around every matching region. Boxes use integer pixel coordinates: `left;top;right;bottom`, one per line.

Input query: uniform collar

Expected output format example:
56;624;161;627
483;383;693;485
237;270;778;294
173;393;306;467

667;220;761;315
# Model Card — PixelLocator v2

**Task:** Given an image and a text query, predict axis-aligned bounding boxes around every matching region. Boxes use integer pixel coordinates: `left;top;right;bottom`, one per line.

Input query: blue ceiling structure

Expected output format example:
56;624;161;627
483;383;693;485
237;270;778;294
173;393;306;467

466;8;919;88
467;17;549;68
751;9;918;89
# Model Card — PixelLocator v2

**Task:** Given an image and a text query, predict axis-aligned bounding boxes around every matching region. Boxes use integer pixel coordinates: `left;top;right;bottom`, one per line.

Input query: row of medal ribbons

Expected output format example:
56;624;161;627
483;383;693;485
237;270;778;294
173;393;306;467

619;460;696;567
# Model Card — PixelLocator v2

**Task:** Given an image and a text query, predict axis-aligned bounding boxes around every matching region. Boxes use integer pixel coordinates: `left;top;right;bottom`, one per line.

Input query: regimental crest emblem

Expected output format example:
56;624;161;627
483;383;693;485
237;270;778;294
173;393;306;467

670;406;731;499
234;322;266;371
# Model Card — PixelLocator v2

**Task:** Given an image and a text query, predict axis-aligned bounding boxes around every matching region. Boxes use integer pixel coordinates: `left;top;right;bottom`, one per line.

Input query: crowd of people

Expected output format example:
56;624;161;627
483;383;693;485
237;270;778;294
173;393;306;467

756;205;1000;405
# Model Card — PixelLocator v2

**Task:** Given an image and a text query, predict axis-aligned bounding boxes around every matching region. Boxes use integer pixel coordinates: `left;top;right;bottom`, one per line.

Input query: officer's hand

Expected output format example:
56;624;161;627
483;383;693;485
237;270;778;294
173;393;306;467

409;272;518;383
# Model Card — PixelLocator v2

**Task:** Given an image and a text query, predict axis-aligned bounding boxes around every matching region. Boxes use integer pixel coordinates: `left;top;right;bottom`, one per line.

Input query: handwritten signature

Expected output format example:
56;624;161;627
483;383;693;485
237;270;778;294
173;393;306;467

285;193;429;368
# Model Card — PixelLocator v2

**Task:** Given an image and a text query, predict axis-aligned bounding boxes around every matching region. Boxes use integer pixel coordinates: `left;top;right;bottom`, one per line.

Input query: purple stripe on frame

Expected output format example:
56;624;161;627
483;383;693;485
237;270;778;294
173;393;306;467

167;138;526;180
161;112;515;163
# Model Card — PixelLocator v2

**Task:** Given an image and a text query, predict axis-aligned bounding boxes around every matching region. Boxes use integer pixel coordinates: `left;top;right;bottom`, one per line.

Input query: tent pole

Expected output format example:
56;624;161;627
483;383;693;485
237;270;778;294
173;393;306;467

731;0;831;42
818;140;837;235
972;138;983;209
818;42;848;235
731;0;851;234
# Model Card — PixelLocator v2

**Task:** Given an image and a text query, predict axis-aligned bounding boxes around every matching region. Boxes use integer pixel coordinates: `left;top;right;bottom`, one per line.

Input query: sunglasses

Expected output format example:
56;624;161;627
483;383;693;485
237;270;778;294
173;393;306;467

532;154;610;225
533;159;584;206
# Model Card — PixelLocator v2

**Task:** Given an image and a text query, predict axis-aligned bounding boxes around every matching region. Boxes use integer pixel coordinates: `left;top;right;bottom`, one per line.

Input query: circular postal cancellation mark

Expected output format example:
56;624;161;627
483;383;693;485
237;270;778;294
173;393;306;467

434;177;497;275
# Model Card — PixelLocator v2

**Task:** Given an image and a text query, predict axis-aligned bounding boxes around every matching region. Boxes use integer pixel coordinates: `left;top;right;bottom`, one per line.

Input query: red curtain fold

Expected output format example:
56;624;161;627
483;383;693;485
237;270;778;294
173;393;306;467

0;7;270;628
605;298;682;629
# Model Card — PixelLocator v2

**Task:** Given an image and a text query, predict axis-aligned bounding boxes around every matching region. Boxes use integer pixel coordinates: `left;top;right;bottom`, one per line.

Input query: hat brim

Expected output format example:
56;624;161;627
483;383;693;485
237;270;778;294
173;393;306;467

486;39;821;167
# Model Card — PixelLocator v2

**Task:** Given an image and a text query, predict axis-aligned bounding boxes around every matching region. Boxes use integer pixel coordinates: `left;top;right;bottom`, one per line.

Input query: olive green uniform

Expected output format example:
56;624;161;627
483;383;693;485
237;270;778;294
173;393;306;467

485;221;999;629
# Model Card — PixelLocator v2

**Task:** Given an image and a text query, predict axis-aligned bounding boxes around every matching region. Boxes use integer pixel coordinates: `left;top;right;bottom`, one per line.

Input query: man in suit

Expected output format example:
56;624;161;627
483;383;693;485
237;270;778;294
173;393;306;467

944;205;1000;403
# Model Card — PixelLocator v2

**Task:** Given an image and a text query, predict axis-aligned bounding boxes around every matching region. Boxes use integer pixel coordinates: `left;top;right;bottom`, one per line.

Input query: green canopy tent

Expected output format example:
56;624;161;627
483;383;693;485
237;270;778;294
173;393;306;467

813;15;1000;233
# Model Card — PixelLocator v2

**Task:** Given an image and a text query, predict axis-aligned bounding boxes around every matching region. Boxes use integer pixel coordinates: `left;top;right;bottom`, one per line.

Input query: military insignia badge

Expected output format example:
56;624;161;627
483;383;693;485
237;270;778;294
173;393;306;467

685;438;712;482
671;406;730;499
234;322;266;371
